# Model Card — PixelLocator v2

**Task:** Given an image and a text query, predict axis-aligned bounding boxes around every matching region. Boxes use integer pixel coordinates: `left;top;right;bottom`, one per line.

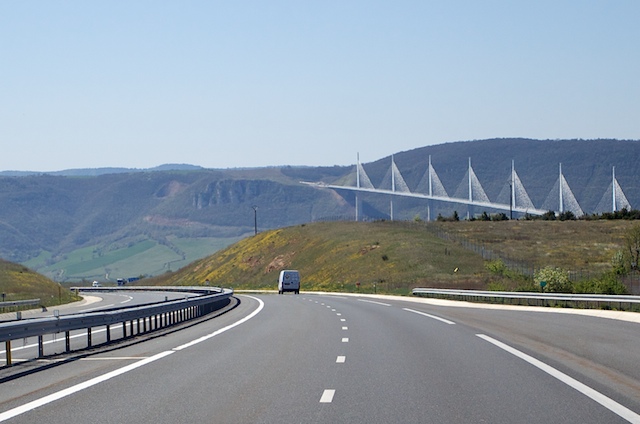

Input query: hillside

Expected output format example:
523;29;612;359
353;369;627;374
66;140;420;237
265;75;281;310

1;138;639;282
144;220;637;294
0;259;78;307
146;221;491;293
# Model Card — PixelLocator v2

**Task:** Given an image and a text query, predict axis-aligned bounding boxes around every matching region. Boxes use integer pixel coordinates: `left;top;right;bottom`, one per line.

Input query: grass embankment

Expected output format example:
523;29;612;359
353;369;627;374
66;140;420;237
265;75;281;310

147;221;497;294
0;259;79;307
145;220;638;295
435;220;636;275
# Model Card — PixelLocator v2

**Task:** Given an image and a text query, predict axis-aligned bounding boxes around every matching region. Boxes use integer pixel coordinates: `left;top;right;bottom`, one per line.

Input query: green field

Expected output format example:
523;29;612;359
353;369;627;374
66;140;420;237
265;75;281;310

23;236;243;284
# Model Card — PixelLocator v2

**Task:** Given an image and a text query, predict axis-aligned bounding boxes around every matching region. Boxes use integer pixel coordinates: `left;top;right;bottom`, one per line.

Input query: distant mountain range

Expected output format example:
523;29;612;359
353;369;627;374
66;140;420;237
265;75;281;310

0;163;205;177
1;138;638;282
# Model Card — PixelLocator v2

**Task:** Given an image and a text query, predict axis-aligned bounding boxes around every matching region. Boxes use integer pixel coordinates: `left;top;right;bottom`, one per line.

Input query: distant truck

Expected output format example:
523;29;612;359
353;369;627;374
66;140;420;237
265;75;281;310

117;277;141;286
278;270;300;294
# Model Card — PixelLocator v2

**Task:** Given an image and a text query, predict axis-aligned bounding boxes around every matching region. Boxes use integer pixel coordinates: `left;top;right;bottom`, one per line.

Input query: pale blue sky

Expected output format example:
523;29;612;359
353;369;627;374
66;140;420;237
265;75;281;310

1;1;638;171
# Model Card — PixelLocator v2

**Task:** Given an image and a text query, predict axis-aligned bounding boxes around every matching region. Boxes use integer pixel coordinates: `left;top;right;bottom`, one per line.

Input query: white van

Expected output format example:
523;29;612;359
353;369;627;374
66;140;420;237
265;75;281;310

278;270;300;294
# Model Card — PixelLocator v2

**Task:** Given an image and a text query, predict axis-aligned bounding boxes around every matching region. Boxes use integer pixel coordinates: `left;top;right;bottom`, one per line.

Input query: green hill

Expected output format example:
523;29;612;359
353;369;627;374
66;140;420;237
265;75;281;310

0;259;79;307
145;220;639;294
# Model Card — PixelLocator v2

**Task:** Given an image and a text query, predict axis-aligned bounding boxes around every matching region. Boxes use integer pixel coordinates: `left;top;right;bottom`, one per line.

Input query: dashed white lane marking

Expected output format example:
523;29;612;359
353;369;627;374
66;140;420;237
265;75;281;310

342;338;349;342
342;327;348;330
340;318;346;322
336;313;342;316
336;356;346;363
320;389;336;403
357;299;391;307
403;308;456;325
477;334;640;423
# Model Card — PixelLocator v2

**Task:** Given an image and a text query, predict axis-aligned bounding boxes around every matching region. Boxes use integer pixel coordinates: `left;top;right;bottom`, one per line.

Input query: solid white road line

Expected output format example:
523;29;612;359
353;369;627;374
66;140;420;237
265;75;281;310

0;296;265;422
357;299;391;307
403;308;456;325
477;334;640;423
173;296;264;351
79;357;150;361
0;351;175;422
320;389;335;403
79;304;115;312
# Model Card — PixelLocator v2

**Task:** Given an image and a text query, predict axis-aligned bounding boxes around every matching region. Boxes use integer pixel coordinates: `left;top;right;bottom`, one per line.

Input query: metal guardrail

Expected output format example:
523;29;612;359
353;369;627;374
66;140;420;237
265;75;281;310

0;299;41;309
0;287;233;367
412;288;640;311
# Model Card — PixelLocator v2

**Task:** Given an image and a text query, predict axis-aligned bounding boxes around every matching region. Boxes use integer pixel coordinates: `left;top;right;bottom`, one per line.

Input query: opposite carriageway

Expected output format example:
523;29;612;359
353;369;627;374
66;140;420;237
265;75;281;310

0;286;233;367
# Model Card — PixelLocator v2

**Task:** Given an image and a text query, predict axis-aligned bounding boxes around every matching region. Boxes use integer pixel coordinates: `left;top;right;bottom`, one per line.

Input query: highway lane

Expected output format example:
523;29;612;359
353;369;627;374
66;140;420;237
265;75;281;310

1;293;639;423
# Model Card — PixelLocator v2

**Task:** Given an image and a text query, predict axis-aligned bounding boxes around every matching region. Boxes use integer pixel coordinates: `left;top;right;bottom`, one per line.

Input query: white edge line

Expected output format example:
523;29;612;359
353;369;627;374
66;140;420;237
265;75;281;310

79;304;115;312
0;351;174;422
476;334;640;423
357;299;391;307
403;308;455;325
0;295;266;422
173;295;264;351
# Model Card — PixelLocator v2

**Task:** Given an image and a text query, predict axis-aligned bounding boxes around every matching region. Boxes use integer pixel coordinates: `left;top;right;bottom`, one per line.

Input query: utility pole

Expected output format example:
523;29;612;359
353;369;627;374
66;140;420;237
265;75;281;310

252;205;258;235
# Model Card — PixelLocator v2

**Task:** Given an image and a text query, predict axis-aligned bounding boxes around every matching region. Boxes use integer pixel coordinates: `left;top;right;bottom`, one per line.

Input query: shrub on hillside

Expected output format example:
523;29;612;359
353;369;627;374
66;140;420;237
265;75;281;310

573;273;628;295
535;266;572;293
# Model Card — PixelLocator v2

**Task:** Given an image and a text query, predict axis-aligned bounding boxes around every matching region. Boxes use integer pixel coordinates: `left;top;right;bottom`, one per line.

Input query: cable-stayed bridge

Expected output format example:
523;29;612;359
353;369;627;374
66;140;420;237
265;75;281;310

302;155;632;221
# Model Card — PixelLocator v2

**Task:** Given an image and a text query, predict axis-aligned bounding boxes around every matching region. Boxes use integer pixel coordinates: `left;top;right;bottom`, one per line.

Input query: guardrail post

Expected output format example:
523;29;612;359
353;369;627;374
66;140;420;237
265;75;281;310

65;331;70;352
123;321;127;338
38;335;44;358
87;327;92;348
5;341;11;366
106;325;111;342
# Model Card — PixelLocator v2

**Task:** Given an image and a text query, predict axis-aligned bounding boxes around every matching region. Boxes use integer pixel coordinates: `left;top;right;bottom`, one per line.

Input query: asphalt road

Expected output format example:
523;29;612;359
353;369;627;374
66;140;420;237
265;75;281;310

1;292;639;423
